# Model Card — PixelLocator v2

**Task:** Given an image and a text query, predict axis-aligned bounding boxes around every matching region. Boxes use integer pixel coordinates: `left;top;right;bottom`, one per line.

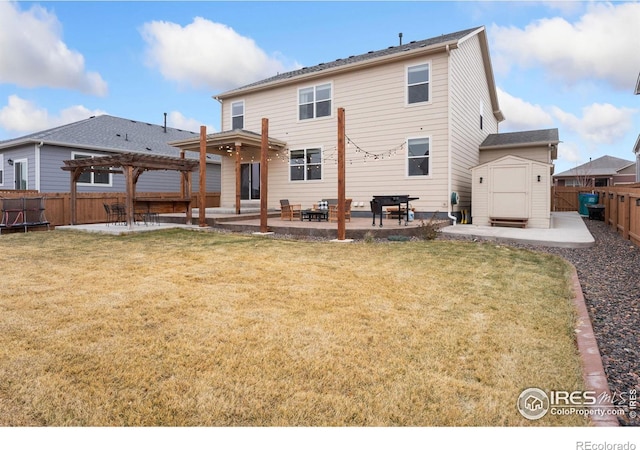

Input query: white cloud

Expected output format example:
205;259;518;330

491;2;640;90
0;95;106;134
496;87;553;131
140;17;299;91
0;2;107;96
557;140;582;165
551;103;636;145
167;111;216;134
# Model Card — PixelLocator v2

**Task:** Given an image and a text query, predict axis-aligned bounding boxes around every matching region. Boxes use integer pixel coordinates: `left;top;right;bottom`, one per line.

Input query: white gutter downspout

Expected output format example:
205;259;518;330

35;141;43;192
214;96;223;131
446;44;457;225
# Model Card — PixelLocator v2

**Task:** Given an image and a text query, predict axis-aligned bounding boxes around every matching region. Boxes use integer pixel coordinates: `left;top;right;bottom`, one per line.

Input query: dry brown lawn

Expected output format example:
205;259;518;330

0;229;588;426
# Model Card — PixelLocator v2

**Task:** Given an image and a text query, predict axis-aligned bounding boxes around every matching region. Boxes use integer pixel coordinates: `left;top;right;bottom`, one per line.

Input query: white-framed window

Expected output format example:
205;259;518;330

0;154;3;186
289;148;322;181
72;152;112;186
231;100;244;130
407;63;430;105
407;137;430;176
298;83;332;120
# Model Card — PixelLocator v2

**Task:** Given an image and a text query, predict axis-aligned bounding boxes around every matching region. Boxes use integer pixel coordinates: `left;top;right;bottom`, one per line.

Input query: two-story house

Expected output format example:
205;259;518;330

173;26;505;219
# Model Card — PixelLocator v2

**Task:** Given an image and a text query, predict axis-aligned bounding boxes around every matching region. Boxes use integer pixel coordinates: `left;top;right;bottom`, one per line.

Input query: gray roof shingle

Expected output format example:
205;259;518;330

554;155;635;177
480;128;559;148
0;115;218;160
217;26;484;97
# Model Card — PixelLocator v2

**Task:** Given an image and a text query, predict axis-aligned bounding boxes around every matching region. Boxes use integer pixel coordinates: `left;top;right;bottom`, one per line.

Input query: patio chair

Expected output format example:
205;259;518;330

110;203;126;225
103;203;117;226
329;198;352;222
280;199;301;221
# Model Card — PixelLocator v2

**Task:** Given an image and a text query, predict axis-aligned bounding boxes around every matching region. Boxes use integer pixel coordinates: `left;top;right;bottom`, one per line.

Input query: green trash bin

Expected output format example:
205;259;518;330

578;193;598;216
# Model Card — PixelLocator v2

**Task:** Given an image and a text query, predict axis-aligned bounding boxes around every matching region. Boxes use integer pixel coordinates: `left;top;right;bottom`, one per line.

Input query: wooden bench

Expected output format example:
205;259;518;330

489;217;528;228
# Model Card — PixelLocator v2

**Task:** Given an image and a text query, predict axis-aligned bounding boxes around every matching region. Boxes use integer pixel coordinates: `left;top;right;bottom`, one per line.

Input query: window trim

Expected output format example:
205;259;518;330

297;82;333;121
230;100;245;130
406;61;431;106
289;147;323;182
406;136;431;178
0;153;4;186
72;151;113;187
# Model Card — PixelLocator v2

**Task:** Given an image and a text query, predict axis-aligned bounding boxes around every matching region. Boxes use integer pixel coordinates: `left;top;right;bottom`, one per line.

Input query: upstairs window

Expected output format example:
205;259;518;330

299;83;331;120
290;148;322;181
407;63;430;104
0;154;3;185
231;101;244;129
73;153;111;185
407;138;430;176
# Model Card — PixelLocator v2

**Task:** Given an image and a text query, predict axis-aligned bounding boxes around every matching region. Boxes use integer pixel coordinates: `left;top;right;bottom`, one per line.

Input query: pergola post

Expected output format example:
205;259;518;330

69;168;82;225
337;107;346;240
185;170;192;224
260;118;269;233
199;126;207;227
235;142;242;215
124;165;135;229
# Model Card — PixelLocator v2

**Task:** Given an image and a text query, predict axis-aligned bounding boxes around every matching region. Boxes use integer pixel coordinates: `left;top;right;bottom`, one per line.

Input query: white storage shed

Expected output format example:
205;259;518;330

471;155;553;228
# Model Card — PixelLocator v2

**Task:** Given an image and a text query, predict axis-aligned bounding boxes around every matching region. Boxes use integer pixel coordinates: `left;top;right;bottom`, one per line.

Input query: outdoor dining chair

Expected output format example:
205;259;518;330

279;199;301;221
329;198;352;222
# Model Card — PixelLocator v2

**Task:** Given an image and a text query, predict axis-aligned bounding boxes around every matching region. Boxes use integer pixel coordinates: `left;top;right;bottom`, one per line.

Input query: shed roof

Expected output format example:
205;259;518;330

471;153;553;170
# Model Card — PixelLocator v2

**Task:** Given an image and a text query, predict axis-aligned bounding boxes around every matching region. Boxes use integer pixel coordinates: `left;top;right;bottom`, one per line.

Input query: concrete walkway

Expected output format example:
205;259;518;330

55;222;202;235
441;211;595;248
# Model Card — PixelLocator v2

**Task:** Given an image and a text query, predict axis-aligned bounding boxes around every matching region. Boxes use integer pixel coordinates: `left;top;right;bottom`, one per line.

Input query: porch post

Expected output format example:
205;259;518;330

199;126;207;227
337;107;346;240
235;142;242;215
260;118;269;233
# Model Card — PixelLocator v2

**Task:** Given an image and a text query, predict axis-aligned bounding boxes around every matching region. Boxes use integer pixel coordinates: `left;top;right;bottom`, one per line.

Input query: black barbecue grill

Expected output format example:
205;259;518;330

371;195;419;227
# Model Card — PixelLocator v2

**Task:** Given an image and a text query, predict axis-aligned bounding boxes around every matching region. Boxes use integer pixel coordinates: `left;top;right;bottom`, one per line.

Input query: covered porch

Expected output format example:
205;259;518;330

170;128;288;219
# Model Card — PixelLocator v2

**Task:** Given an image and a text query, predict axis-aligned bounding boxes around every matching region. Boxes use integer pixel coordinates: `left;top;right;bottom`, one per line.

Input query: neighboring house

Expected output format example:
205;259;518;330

0;115;221;193
173;26;505;219
553;155;636;187
471;129;558;228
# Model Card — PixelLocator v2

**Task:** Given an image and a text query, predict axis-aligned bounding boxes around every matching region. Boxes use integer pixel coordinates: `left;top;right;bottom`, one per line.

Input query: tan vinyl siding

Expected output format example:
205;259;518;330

449;33;499;211
479;146;551;165
220;53;452;212
471;156;551;228
529;161;551;228
471;164;489;225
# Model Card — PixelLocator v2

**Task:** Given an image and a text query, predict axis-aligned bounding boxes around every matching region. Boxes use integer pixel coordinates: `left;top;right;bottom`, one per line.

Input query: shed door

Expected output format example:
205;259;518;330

489;165;528;218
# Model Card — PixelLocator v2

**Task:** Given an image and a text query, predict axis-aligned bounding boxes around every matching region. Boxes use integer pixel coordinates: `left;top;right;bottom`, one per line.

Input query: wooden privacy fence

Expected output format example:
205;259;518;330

553;185;640;247
0;191;220;227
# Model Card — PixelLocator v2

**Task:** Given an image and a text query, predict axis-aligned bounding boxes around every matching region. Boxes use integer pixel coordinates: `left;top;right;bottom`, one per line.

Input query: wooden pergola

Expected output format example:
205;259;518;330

170;127;288;227
62;152;199;228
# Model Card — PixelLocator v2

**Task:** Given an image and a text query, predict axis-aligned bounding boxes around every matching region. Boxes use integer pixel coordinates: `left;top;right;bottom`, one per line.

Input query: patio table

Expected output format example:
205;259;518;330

301;209;328;221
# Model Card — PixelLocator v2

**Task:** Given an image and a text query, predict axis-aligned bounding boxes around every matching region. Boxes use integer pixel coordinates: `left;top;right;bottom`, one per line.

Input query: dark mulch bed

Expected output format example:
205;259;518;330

439;218;639;426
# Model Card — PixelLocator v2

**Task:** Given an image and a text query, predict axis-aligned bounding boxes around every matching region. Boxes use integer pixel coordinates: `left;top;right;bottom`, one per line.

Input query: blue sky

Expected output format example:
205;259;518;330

1;1;639;174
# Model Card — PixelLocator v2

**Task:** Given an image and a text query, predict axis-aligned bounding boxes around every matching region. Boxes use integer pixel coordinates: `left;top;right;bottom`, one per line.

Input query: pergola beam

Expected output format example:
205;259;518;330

62;152;198;228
